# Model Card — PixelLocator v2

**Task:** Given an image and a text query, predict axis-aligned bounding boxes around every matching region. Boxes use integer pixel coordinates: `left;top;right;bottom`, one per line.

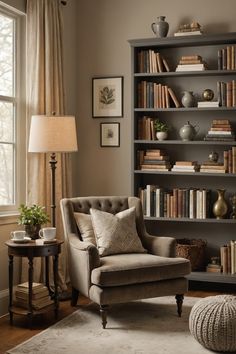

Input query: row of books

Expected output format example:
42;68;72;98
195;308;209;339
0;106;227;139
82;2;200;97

223;147;236;173
14;282;53;310
217;46;236;71
139;185;211;219
137;81;180;108
176;55;206;72
137;50;170;73
137;116;156;140
219;241;236;274
217;80;236;107
204;119;235;141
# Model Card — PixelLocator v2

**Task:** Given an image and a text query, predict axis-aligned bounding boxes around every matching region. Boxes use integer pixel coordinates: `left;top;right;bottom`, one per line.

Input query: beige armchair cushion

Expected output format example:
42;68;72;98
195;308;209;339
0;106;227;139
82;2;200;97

90;207;146;256
73;212;96;245
91;253;191;287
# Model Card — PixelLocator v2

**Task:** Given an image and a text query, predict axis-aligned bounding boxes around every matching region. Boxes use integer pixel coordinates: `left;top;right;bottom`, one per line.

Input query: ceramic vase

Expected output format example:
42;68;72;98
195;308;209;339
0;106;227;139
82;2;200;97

151;16;169;38
213;189;228;219
181;91;195;108
156;131;168;140
25;224;41;240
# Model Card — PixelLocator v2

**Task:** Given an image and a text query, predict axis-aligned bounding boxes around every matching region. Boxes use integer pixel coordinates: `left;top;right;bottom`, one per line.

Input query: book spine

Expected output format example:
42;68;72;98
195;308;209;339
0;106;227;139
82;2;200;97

218;49;222;70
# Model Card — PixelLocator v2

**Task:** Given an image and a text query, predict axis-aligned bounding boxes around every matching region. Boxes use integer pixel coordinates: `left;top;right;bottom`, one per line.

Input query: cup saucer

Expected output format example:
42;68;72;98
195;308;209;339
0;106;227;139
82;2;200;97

12;236;31;243
42;238;57;244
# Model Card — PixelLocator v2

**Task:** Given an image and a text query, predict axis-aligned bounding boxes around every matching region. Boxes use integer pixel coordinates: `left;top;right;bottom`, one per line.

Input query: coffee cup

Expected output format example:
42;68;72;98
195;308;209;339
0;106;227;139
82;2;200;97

11;230;26;240
39;227;56;241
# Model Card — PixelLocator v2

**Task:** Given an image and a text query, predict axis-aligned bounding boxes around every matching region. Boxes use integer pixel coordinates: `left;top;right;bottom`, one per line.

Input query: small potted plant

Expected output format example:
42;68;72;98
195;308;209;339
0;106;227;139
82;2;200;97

18;204;50;240
154;119;170;140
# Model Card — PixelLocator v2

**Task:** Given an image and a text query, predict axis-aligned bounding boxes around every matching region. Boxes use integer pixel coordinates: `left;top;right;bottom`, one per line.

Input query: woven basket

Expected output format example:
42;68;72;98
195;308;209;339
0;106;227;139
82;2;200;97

176;238;207;271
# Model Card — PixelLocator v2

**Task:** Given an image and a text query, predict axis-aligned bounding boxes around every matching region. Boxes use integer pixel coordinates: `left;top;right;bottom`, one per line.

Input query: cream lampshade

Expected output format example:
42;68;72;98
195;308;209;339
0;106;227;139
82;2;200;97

28;114;78;227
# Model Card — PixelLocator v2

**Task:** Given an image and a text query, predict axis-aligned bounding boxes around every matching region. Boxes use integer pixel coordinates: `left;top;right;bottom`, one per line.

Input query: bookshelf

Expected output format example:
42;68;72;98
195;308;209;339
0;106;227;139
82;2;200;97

129;32;236;286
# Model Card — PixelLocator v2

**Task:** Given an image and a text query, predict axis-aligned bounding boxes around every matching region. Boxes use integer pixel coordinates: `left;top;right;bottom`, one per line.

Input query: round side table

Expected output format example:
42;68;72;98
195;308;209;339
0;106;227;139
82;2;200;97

5;239;63;328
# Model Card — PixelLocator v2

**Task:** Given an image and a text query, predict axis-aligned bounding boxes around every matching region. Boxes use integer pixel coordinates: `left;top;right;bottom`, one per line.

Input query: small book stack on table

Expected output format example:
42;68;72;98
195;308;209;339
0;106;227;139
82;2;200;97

15;282;53;310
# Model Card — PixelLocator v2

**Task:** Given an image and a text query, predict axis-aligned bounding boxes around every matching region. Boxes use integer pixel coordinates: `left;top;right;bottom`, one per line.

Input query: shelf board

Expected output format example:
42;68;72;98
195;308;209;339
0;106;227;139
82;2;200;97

134;139;236;146
134;107;236;112
187;271;236;284
144;216;236;223
134;170;236;177
134;70;236;78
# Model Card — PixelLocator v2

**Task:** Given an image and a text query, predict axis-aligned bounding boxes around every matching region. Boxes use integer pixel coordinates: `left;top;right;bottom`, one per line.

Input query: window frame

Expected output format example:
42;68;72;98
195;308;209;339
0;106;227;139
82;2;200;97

0;3;26;215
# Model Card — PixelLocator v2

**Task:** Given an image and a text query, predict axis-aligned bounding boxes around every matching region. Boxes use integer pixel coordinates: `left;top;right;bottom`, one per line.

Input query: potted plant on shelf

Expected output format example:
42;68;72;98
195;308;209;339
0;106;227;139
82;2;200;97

18;204;50;240
154;119;170;140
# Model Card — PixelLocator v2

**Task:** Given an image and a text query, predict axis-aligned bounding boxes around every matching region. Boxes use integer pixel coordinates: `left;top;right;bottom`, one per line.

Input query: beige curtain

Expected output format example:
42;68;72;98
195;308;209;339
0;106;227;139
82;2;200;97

22;0;72;291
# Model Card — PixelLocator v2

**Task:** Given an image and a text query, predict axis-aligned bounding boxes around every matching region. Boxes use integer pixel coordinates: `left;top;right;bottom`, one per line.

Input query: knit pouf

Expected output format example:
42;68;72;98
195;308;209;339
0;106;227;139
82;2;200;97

189;295;236;352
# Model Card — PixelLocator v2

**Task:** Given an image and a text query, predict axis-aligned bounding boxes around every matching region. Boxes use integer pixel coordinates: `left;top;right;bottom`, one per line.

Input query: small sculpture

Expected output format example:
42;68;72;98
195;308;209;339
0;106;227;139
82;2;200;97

208;151;219;163
202;89;214;101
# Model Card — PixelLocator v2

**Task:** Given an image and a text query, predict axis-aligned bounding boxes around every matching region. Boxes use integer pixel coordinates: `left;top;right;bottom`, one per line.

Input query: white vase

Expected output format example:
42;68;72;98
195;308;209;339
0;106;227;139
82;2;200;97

156;131;168;140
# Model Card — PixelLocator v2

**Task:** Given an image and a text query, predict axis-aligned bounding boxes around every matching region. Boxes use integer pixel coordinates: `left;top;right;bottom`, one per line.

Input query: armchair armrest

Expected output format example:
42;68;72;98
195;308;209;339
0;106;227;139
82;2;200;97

67;233;100;296
143;233;176;257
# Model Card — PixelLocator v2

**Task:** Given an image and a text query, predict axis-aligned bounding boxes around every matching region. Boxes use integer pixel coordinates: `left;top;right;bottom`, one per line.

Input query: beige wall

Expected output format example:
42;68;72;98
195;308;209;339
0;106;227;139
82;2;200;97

75;0;236;197
0;0;25;12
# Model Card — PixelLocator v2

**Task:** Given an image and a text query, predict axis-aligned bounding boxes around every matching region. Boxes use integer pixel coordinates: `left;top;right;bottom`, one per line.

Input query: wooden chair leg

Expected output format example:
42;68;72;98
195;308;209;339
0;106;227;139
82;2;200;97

71;287;79;307
175;294;184;317
100;305;109;329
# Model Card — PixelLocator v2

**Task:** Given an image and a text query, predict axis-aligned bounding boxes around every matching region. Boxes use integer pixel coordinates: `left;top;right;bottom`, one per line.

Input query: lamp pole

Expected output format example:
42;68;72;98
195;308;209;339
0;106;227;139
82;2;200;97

49;152;57;227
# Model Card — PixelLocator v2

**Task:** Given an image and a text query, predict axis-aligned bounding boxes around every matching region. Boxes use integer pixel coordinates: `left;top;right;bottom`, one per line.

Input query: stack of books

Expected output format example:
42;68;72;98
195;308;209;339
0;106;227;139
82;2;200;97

175;55;206;72
204;119;235;141
199;161;226;174
138;149;171;171
174;22;202;37
206;262;222;273
197;101;219;108
218;45;235;70
137;50;170;73
171;161;199;173
220;241;236;274
15;282;53;310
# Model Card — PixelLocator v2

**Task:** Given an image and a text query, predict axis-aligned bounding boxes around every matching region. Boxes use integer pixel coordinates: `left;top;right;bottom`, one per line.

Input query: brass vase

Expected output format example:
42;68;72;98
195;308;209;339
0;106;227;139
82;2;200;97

213;189;228;219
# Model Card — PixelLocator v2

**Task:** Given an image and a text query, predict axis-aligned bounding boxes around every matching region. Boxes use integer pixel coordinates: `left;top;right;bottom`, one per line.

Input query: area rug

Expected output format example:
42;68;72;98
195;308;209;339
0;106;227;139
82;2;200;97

7;296;218;354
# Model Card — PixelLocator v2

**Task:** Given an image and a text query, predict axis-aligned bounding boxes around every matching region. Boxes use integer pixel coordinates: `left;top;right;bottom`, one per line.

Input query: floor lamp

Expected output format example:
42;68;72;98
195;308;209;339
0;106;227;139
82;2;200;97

28;115;78;227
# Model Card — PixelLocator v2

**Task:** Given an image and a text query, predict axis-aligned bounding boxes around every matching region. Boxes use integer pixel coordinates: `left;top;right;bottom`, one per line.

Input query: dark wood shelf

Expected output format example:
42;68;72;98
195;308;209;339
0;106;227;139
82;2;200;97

134;139;236;146
144;216;236;223
134;170;236;177
134;107;236;112
187;271;236;284
134;70;236;78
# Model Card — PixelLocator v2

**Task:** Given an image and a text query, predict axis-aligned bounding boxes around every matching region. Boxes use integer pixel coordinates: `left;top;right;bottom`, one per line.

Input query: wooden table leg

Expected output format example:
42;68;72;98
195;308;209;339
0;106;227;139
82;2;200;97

53;254;59;319
8;255;13;325
45;256;53;296
28;256;33;329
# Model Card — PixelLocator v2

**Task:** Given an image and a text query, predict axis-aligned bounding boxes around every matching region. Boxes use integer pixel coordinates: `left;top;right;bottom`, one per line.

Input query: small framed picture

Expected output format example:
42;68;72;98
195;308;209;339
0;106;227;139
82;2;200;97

92;76;123;118
100;122;120;147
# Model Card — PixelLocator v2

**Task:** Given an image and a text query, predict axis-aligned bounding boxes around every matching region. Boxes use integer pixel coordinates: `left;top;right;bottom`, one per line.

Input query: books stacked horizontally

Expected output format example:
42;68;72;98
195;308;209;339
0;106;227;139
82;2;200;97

176;55;206;72
218;45;235;70
137;81;180;108
220;241;236;274
204;119;235;141
137;50;170;73
138;149;171;171
199;161;226;174
197;101;219;108
171;161;199;173
15;282;53;310
206;262;222;273
174;22;202;37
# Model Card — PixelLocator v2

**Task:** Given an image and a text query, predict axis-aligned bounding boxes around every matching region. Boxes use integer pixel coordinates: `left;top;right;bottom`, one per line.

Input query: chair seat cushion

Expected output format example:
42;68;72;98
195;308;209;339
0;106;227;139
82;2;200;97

91;253;190;287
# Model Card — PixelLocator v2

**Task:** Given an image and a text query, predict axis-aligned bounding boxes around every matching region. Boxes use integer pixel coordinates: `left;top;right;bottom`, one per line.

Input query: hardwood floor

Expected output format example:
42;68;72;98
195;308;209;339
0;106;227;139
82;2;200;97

0;290;234;354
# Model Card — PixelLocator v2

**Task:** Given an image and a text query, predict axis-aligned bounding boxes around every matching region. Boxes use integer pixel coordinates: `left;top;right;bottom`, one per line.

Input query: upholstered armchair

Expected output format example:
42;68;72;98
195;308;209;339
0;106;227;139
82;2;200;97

60;196;191;328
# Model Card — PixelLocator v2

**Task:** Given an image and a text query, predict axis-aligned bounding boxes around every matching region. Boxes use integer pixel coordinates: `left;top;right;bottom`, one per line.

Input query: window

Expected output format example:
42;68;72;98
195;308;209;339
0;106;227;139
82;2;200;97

0;4;25;213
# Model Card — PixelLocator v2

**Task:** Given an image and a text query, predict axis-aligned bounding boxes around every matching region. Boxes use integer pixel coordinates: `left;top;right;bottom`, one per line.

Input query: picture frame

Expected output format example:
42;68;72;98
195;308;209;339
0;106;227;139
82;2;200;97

100;122;120;147
92;76;123;118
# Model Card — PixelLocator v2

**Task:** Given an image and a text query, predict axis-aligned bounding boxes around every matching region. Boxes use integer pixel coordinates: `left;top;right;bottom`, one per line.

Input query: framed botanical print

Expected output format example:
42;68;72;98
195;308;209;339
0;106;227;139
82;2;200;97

92;76;123;118
100;122;120;147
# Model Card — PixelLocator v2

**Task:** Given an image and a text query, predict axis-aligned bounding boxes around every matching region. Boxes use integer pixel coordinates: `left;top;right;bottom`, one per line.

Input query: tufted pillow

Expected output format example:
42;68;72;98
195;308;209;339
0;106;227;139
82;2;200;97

90;207;146;257
73;212;96;245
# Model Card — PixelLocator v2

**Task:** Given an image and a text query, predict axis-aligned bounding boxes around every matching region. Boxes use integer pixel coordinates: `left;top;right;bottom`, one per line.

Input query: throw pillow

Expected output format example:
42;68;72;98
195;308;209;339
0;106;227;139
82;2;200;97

90;207;146;256
73;212;96;245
